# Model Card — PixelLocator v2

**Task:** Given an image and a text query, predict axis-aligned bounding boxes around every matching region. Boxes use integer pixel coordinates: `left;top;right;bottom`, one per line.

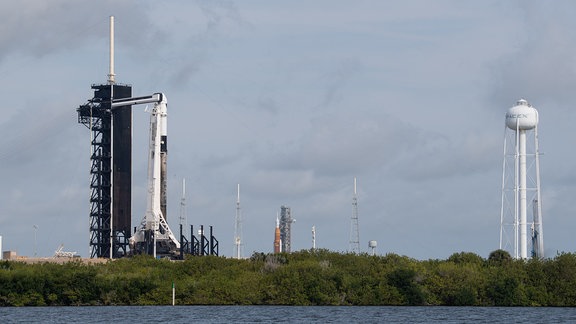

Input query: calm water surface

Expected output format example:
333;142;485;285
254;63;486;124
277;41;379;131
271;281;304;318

1;306;575;323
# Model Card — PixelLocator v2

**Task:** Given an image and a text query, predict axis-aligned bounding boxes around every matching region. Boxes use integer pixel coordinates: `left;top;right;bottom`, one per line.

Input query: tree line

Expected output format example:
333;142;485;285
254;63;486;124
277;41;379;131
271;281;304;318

1;249;575;306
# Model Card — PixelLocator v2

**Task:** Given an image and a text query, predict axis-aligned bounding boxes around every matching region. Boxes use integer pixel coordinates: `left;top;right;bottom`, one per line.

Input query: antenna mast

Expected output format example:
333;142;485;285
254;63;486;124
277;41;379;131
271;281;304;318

349;177;360;253
108;15;115;259
234;184;242;259
179;179;187;236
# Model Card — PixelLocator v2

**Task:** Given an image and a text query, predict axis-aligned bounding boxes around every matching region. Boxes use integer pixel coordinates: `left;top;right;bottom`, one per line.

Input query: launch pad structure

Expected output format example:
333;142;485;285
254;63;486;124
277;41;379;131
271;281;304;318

279;205;293;253
76;16;218;259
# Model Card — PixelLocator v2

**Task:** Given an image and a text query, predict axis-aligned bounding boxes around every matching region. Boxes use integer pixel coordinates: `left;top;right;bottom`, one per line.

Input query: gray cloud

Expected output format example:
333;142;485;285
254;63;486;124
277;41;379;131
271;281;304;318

162;0;249;88
490;2;576;106
0;1;154;61
391;131;501;182
317;58;363;109
254;111;420;178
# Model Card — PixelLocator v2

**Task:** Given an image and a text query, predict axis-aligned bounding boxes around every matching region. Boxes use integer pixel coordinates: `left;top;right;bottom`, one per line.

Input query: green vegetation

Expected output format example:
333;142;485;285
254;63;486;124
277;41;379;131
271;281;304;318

1;249;576;306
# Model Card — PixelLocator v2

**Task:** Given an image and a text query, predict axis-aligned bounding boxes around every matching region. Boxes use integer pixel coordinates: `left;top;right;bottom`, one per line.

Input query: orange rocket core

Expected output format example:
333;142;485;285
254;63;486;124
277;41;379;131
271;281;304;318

274;217;281;253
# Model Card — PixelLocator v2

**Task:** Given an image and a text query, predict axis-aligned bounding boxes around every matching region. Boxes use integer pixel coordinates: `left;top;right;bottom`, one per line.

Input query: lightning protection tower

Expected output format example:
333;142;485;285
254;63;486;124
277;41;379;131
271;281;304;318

349;177;360;254
234;184;243;259
500;99;544;259
179;179;187;237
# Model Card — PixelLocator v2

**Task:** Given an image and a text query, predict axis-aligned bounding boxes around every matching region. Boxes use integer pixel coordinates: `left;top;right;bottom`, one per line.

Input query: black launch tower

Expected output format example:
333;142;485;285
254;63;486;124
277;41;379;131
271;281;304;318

77;84;132;258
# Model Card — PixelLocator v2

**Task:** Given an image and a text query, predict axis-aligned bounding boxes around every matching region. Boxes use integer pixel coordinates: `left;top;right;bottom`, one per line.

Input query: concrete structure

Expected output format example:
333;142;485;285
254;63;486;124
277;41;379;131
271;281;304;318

3;251;17;260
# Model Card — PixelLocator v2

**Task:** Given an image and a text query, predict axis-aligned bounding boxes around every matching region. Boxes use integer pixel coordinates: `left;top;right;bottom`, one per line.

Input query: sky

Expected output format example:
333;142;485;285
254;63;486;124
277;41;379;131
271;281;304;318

1;0;576;260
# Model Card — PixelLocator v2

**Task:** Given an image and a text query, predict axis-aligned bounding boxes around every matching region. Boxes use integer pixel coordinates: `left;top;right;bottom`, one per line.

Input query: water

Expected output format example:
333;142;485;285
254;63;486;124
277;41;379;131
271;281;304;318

0;306;575;323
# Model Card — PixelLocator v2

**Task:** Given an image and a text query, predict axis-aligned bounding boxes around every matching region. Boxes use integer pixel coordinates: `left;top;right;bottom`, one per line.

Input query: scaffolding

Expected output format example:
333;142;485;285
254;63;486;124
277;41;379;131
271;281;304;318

280;205;293;253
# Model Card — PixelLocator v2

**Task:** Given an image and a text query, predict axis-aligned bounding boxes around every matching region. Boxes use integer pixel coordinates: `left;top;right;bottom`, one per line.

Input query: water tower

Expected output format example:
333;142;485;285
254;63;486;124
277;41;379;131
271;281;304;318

500;99;544;259
368;240;377;256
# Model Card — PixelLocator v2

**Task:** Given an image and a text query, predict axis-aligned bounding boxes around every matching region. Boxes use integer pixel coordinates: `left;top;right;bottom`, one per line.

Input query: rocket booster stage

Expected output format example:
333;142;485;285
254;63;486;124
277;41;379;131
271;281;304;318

274;216;281;253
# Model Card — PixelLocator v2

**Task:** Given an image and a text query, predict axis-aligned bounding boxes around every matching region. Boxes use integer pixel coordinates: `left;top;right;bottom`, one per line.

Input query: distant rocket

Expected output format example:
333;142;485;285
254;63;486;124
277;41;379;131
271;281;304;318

274;216;281;253
160;103;168;221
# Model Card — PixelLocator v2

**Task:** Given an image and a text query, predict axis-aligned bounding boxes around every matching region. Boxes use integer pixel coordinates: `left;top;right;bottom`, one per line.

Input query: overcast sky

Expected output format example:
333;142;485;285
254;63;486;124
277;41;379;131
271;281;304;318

1;0;576;260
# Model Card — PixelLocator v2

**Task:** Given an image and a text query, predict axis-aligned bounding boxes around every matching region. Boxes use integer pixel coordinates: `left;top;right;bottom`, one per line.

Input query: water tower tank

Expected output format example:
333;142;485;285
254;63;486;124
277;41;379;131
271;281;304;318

368;240;377;248
505;99;538;130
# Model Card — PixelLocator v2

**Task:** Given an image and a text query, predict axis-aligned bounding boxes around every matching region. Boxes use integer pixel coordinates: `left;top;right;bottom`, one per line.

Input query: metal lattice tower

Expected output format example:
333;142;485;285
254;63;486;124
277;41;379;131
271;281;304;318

234;184;243;259
78;89;111;259
280;205;293;253
349;177;360;254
